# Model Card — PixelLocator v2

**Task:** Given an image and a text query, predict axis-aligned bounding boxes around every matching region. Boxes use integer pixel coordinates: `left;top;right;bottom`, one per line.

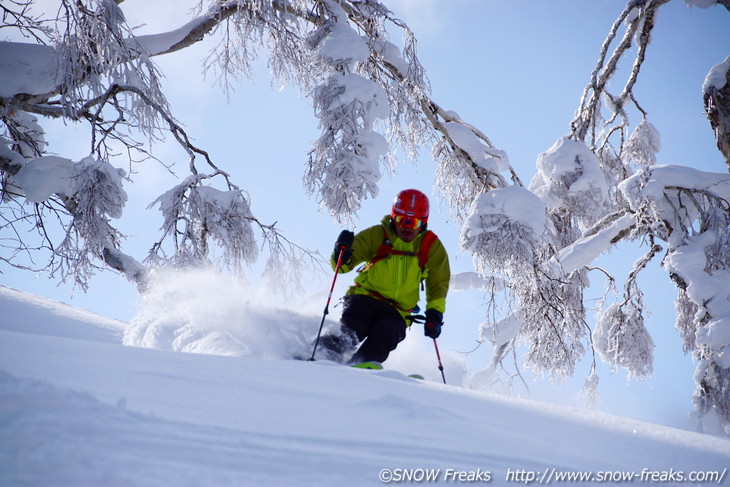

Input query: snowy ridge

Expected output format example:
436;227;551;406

1;286;729;486
0;285;125;343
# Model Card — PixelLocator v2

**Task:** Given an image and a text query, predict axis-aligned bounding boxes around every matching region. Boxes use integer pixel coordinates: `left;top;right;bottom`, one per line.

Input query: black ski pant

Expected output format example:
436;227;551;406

320;294;406;364
339;294;407;364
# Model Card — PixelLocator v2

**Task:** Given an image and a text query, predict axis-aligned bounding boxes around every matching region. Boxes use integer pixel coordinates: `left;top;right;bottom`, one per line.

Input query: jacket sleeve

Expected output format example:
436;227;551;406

330;225;382;273
425;238;450;314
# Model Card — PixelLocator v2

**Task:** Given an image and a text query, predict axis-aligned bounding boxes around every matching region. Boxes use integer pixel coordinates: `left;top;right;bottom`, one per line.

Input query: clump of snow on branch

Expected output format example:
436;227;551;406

444;122;510;174
148;176;258;271
307;73;389;220
449;272;505;293
433;115;511;224
520;274;588;383
74;158;128;220
13;155;127;215
12;156;77;202
368;37;409;74
619;165;730;243
59;158;130;283
663;233;730;353
437;119;512;218
305;3;391;221
480;312;523;353
315;19;370;69
593;302;655;379
12;154;132;289
530;136;611;229
702;56;730;95
460;186;547;276
2;112;47;202
4;111;46;159
0;43;61;99
624;120;661;167
358;9;433;165
470;311;524;391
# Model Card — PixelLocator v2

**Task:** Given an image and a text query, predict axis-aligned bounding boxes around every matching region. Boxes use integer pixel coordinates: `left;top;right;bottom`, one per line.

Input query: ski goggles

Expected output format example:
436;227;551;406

393;214;425;230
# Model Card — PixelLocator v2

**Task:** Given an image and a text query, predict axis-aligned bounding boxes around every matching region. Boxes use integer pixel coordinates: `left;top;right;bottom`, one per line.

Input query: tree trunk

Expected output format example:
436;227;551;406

704;63;730;173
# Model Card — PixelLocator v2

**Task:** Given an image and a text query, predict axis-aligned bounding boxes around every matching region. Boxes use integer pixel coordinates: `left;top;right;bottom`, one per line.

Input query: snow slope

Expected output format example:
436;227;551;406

1;285;728;487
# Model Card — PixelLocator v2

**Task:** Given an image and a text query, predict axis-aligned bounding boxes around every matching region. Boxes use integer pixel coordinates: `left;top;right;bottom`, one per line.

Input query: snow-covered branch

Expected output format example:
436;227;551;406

4;148;146;290
618;164;730;431
146;173;321;294
571;0;669;147
0;1;303;293
558;211;636;274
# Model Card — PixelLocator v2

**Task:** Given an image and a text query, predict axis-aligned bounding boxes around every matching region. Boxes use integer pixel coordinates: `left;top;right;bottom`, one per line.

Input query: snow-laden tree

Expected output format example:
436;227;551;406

465;0;730;434
1;0;729;433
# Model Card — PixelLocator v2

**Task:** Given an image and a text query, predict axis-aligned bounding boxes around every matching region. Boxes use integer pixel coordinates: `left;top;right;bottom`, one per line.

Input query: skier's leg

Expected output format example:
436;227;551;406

348;301;406;364
315;295;373;362
339;294;378;340
316;326;358;362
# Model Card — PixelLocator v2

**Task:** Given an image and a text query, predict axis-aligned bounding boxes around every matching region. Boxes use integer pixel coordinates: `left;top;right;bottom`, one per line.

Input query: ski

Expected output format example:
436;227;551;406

303;358;424;379
351;361;383;370
352;362;424;380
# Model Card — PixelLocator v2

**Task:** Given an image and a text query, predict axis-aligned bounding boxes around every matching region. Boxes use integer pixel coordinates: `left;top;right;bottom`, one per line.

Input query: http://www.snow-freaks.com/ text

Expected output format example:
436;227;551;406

377;467;727;484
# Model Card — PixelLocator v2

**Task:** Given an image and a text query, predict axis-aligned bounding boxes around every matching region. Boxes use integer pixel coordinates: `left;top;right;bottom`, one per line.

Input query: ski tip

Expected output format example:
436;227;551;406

408;374;424;380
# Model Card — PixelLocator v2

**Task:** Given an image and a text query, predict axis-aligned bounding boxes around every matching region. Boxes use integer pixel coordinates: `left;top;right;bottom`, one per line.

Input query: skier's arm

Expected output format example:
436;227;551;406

424;239;450;314
330;225;381;273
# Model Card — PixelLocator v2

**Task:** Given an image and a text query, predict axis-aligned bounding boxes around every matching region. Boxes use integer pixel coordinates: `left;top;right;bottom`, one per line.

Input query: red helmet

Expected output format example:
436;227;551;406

391;189;429;229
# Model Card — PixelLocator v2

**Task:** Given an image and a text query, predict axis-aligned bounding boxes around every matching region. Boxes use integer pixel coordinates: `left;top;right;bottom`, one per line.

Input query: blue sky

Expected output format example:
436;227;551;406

4;0;729;428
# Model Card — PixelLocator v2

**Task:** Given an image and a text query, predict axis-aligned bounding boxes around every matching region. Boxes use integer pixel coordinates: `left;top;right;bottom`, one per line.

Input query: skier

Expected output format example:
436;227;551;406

318;188;450;366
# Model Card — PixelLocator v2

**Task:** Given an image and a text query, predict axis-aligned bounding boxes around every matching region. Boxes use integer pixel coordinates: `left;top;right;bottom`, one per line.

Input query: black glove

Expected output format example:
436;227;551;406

333;230;354;265
424;309;443;339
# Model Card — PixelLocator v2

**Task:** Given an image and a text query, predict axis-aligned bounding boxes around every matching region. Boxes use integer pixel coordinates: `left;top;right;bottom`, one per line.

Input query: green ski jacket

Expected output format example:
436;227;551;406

331;216;450;317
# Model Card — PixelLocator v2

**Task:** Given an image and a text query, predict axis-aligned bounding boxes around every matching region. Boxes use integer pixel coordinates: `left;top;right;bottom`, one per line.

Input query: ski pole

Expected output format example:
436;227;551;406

433;338;446;384
406;314;447;384
308;247;347;361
